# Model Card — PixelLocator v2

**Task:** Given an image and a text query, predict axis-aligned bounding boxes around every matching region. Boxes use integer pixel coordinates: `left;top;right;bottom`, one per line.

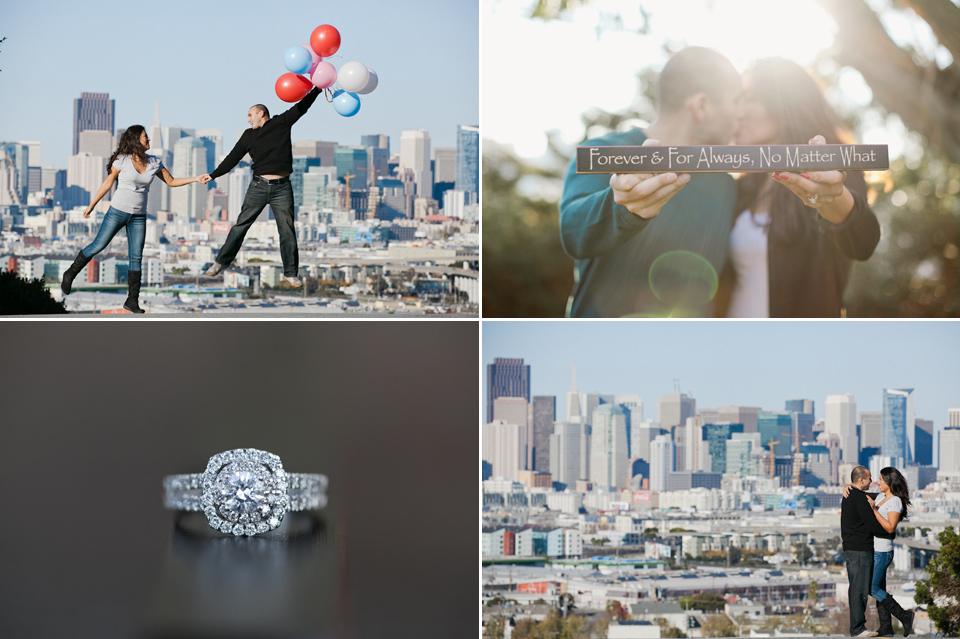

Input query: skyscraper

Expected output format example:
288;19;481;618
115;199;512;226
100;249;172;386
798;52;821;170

939;428;960;472
293;140;337;166
482;419;527;481
883;388;915;464
915;418;933;466
531;396;556;473
0;142;29;204
550;421;582;485
860;411;883;450
171;137;209;219
149;99;164;152
616;394;643;458
78;130;114;158
785;399;815;415
703;422;745;472
67;152;106;205
399;130;432;198
759;412;793;456
633;421;667;463
302;166;338;211
582;392;615;428
566;364;581;422
227;166;253;223
455;124;479;199
650;434;674;492
146;148;173;217
292;157;322;207
718;406;761;433
950;409;960;428
73;92;115;155
433;147;457;184
826;394;858;463
658;393;695;430
486;357;530;423
589;404;629;490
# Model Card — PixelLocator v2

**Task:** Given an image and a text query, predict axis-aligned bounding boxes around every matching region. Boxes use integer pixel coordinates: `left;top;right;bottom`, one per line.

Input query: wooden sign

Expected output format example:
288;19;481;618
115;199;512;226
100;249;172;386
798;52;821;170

576;144;888;173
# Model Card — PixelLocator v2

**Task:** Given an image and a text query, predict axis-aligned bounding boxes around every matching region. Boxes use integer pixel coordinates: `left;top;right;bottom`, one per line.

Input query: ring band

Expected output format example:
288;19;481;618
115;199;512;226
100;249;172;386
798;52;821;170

808;193;819;204
163;448;328;536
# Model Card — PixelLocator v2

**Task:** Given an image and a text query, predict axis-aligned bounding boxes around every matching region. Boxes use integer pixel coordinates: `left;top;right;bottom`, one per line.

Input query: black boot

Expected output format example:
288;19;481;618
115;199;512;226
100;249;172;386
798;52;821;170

879;595;914;637
61;250;91;295
123;270;145;314
877;599;893;636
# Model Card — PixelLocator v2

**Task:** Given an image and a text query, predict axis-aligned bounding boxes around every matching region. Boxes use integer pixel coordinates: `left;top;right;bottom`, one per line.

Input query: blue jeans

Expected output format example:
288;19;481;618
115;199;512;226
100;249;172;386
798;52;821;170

81;207;145;271
871;550;893;601
215;177;298;276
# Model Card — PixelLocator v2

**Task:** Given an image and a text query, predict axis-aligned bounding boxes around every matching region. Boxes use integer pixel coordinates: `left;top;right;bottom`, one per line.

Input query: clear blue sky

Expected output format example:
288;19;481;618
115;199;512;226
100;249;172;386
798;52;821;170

483;321;960;425
0;0;478;169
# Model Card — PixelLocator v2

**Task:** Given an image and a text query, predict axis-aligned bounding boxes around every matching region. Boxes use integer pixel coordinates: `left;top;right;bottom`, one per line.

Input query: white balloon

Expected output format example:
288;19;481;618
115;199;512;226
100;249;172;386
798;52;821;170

356;68;378;95
338;61;370;93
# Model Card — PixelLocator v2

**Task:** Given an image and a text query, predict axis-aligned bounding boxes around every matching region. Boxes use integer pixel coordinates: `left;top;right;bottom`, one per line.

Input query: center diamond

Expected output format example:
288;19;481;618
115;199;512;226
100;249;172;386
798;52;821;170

214;461;273;522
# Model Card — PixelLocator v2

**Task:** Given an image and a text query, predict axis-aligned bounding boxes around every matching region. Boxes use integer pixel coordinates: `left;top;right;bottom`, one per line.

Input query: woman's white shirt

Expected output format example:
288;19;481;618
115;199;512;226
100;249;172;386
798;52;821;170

111;154;164;215
874;495;902;552
726;209;770;318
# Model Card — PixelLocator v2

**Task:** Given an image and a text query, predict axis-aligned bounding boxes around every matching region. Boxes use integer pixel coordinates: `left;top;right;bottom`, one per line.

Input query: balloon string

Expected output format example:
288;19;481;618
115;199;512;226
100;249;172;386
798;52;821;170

324;88;334;102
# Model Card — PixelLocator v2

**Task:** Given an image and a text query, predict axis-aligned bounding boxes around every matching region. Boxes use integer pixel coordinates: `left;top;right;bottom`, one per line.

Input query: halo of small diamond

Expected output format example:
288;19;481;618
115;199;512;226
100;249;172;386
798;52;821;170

202;448;287;536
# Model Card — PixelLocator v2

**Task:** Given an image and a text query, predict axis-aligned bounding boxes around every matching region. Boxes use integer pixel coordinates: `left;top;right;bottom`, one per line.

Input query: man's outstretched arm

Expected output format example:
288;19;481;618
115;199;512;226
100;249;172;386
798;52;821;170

276;87;322;126
208;134;250;181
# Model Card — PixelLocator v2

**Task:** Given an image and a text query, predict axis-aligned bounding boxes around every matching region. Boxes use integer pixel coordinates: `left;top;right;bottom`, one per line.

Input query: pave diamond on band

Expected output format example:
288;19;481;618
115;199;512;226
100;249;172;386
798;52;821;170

163;448;328;536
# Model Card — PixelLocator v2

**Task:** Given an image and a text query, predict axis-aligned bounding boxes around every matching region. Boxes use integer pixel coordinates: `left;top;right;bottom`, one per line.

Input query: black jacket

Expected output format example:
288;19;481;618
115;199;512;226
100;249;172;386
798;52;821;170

841;488;894;552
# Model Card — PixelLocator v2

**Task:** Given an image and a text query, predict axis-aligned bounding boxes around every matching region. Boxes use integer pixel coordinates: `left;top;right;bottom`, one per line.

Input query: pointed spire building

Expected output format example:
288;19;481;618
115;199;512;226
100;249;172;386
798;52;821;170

566;364;581;422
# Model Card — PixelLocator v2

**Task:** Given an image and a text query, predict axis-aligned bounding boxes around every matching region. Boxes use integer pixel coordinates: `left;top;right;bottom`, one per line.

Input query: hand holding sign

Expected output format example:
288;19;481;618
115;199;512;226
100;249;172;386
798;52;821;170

610;139;691;220
772;135;856;224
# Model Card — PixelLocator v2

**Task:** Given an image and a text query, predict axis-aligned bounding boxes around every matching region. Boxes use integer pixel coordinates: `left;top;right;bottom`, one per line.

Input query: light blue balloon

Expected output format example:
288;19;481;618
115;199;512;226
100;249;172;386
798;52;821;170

332;90;361;117
284;45;312;74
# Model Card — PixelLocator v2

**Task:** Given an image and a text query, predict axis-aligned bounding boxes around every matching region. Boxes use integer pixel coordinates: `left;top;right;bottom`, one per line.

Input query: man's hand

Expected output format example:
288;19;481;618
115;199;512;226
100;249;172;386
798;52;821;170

199;174;212;185
609;139;690;220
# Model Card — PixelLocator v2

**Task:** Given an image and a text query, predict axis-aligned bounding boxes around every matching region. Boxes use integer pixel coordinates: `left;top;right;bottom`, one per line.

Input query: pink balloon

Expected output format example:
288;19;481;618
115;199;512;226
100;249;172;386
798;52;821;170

311;61;337;89
302;43;321;67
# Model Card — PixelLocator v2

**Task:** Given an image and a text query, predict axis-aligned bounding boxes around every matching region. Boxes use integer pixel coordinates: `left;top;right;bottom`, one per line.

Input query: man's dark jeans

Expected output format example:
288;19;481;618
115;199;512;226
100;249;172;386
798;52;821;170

845;549;874;635
216;178;298;276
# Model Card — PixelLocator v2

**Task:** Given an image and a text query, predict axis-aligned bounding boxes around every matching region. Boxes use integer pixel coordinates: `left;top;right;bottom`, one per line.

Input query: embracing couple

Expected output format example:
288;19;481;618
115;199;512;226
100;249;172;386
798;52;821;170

841;465;914;637
59;87;322;313
560;47;881;318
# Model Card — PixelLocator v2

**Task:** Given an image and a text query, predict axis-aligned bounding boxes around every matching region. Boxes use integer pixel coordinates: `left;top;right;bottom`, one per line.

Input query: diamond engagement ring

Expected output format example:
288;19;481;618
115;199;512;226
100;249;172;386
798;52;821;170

807;193;819;204
163;448;328;537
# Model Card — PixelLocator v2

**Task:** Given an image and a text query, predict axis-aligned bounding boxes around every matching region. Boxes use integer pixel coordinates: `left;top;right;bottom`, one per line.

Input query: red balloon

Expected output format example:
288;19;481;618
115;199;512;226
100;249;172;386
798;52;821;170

310;24;341;58
275;73;312;102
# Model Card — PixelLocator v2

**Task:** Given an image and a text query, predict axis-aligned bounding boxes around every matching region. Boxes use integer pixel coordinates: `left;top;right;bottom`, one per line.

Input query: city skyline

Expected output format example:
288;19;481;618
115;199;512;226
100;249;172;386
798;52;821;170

482;321;960;426
0;0;478;169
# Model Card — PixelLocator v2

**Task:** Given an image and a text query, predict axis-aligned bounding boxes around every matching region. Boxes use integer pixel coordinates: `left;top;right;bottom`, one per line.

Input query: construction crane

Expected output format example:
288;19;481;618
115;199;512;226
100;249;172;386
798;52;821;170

341;173;356;211
357;165;376;219
781;432;801;486
767;440;780;479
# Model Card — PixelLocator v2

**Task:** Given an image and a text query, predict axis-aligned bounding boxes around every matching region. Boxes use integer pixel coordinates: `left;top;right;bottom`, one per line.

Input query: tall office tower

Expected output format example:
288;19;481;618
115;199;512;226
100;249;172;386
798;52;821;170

758;412;793;456
486;357;530;423
41;165;58;192
334;146;368;183
149;99;164;151
361;134;389;153
859;411;883;450
826;394;859;463
650;434;674;492
785;399;815;415
171;138;209;219
67;153;106;203
633;421;666;462
79;130;114;159
582;393;615;429
915;419;934;466
164;126;188;154
951;409;960;428
589;404;629;489
399;130;432;197
73;92;114;155
292;157;322;207
550;421;583;485
455;124;479;200
433;147;457;183
658;393;695;430
566;364;582;422
494;397;531;468
0;142;29;204
302;166;338;211
197;128;223;166
684;416;704;471
293;140;337;166
17;140;40;168
940;428;960;472
718;406;761;433
531;396;556;472
146;148;173;217
482;419;527;481
702;422;744;473
227;166;253;223
616;394;643;457
883;388;915;464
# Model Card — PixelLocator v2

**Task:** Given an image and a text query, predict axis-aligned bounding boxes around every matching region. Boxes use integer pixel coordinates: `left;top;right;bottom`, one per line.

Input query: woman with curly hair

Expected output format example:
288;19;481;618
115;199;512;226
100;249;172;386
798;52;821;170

60;125;204;313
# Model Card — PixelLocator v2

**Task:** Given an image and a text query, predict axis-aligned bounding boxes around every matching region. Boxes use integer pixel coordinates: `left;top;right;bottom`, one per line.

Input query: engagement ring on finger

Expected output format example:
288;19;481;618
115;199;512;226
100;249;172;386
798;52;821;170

163;448;328;536
808;194;819;204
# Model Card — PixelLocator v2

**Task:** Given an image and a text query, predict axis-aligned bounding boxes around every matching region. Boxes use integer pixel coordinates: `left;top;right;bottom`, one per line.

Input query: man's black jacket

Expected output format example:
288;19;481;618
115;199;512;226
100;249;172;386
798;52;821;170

841;487;894;551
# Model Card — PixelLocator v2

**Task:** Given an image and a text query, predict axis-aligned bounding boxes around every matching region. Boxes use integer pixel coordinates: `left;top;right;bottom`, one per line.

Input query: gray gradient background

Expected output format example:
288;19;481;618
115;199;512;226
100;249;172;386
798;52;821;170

0;322;476;639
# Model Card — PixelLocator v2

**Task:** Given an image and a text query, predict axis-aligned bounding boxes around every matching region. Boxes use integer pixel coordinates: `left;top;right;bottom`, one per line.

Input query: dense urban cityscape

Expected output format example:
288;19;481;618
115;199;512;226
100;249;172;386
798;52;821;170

0;92;478;314
482;355;960;639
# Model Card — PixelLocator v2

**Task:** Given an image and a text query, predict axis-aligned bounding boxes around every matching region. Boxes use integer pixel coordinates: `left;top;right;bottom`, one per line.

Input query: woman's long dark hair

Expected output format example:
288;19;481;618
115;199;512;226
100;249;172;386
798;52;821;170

880;466;911;522
734;58;865;243
106;125;149;174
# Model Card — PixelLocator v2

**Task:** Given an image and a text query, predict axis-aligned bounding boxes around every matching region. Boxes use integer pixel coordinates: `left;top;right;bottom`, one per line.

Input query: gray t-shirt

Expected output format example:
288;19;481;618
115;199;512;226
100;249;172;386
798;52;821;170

111;154;164;215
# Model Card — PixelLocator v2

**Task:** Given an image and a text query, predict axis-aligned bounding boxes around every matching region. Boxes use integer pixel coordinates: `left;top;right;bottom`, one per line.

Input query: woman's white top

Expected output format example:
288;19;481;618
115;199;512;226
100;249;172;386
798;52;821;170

111;154;164;215
726;209;770;318
874;495;903;552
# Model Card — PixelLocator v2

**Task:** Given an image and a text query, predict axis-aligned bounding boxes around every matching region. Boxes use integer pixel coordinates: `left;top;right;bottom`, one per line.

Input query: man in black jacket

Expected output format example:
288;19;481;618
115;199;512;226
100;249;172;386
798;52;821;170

842;465;893;637
201;88;322;287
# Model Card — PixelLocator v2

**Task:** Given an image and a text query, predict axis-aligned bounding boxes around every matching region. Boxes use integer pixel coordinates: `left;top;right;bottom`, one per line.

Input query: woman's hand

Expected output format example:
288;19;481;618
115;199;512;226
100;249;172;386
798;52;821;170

771;135;856;224
866;494;876;509
82;207;93;219
842;483;853;498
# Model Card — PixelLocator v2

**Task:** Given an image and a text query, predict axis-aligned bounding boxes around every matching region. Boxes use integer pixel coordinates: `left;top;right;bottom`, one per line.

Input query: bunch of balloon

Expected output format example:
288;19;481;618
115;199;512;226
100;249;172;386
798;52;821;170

273;24;378;117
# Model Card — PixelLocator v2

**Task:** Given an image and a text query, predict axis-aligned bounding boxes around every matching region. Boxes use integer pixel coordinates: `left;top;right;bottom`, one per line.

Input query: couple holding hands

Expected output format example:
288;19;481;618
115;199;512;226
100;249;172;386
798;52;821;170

60;87;322;313
560;47;881;318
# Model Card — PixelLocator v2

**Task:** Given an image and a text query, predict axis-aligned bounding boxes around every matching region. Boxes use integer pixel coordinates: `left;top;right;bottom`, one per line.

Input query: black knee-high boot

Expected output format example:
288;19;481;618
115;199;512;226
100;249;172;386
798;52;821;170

123;270;145;314
876;600;893;636
878;595;914;637
61;250;91;295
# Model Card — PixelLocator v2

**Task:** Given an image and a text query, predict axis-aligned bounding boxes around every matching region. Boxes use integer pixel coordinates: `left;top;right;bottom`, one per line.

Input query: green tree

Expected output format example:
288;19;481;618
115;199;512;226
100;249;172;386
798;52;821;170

0;271;67;315
606;600;629;622
643;527;659;540
700;614;736;638
808;580;819;606
915;526;960;635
